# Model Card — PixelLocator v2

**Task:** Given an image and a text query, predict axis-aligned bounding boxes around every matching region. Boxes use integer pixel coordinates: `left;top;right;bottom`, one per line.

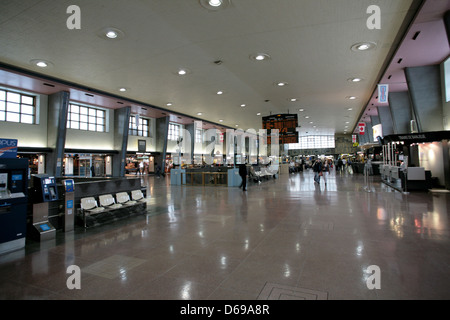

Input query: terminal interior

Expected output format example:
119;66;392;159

0;0;450;300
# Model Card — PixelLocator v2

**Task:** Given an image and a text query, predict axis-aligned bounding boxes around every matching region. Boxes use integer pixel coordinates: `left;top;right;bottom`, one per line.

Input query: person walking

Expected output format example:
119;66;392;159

313;159;322;184
322;160;329;185
239;163;248;191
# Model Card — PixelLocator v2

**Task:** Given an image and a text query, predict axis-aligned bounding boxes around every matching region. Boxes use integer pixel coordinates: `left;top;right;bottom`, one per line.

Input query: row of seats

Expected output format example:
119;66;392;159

80;190;147;215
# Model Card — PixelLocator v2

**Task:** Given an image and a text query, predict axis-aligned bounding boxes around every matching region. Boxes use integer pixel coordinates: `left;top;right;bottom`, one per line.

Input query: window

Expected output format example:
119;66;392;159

288;135;335;150
195;129;203;143
168;123;181;141
129;115;150;137
0;89;36;124
67;103;106;132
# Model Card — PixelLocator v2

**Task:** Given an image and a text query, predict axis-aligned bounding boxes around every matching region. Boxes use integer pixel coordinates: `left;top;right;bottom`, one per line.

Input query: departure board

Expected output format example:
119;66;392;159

262;114;298;144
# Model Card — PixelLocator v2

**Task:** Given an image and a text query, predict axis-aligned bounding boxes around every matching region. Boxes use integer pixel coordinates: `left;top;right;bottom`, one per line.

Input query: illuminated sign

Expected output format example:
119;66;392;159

262;114;298;144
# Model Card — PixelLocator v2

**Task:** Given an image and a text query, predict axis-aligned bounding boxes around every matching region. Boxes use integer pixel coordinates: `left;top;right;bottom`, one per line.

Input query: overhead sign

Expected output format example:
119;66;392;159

0;138;18;158
262;114;299;144
352;135;357;143
358;122;366;135
378;84;389;103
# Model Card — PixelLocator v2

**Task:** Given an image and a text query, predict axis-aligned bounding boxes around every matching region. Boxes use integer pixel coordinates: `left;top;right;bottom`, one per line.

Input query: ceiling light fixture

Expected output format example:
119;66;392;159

240;104;246;108
209;0;222;6
351;42;377;52
30;59;53;68
257;113;261;116
250;53;271;61
348;77;363;83
346;96;358;100
199;0;229;11
98;27;125;40
275;82;288;87
219;119;223;122
299;109;304;112
217;91;224;95
197;112;203;116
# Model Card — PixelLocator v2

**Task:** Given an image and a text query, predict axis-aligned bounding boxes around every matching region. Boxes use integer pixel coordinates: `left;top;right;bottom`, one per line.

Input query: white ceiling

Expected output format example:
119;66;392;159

0;0;423;135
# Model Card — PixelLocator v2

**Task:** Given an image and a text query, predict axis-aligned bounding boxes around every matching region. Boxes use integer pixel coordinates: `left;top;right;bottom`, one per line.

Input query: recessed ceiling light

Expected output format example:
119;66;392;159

348;77;363;83
209;0;222;6
305;116;310;119
240;104;246;107
217;91;224;95
200;0;229;11
257;113;261;116
351;42;377;52
219;119;223;122
235;124;239;127
250;53;271;61
289;98;298;102
98;27;125;40
119;87;128;92
166;102;173;106
30;59;53;68
106;31;118;39
299;108;304;112
197;112;203;116
347;96;358;100
347;108;353;111
174;68;191;76
275;82;288;87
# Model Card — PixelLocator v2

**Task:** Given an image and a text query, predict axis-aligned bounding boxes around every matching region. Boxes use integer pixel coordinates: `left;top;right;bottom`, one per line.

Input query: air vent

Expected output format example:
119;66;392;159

85;93;94;97
43;83;55;87
412;31;421;40
397;58;403;64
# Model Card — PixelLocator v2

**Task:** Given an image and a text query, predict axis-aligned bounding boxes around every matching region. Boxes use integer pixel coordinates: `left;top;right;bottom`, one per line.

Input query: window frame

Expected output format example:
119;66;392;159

67;102;106;132
0;88;36;124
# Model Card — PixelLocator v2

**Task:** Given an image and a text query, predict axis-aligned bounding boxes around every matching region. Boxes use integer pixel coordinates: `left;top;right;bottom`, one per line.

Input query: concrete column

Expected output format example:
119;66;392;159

112;106;131;177
185;122;195;165
377;106;394;136
444;10;450;46
47;91;70;177
388;91;413;134
156;116;169;172
405;65;444;132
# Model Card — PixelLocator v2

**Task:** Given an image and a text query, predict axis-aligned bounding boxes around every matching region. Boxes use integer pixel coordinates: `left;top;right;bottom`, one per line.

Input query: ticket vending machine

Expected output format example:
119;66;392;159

0;158;29;254
63;179;75;232
30;174;59;241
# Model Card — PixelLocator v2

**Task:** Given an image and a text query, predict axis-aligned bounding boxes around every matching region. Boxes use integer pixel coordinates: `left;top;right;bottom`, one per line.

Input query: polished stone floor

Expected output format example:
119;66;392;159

0;168;449;300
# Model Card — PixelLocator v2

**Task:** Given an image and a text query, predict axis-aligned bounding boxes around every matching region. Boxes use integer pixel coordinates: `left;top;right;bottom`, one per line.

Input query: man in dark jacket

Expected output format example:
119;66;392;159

313;160;322;184
239;163;248;191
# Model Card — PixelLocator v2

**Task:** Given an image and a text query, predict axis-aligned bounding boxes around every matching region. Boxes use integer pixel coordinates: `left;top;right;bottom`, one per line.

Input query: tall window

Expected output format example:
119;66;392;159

288;135;335;150
67;103;106;132
0;89;36;124
168;123;181;141
195;129;203;143
129;115;150;137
